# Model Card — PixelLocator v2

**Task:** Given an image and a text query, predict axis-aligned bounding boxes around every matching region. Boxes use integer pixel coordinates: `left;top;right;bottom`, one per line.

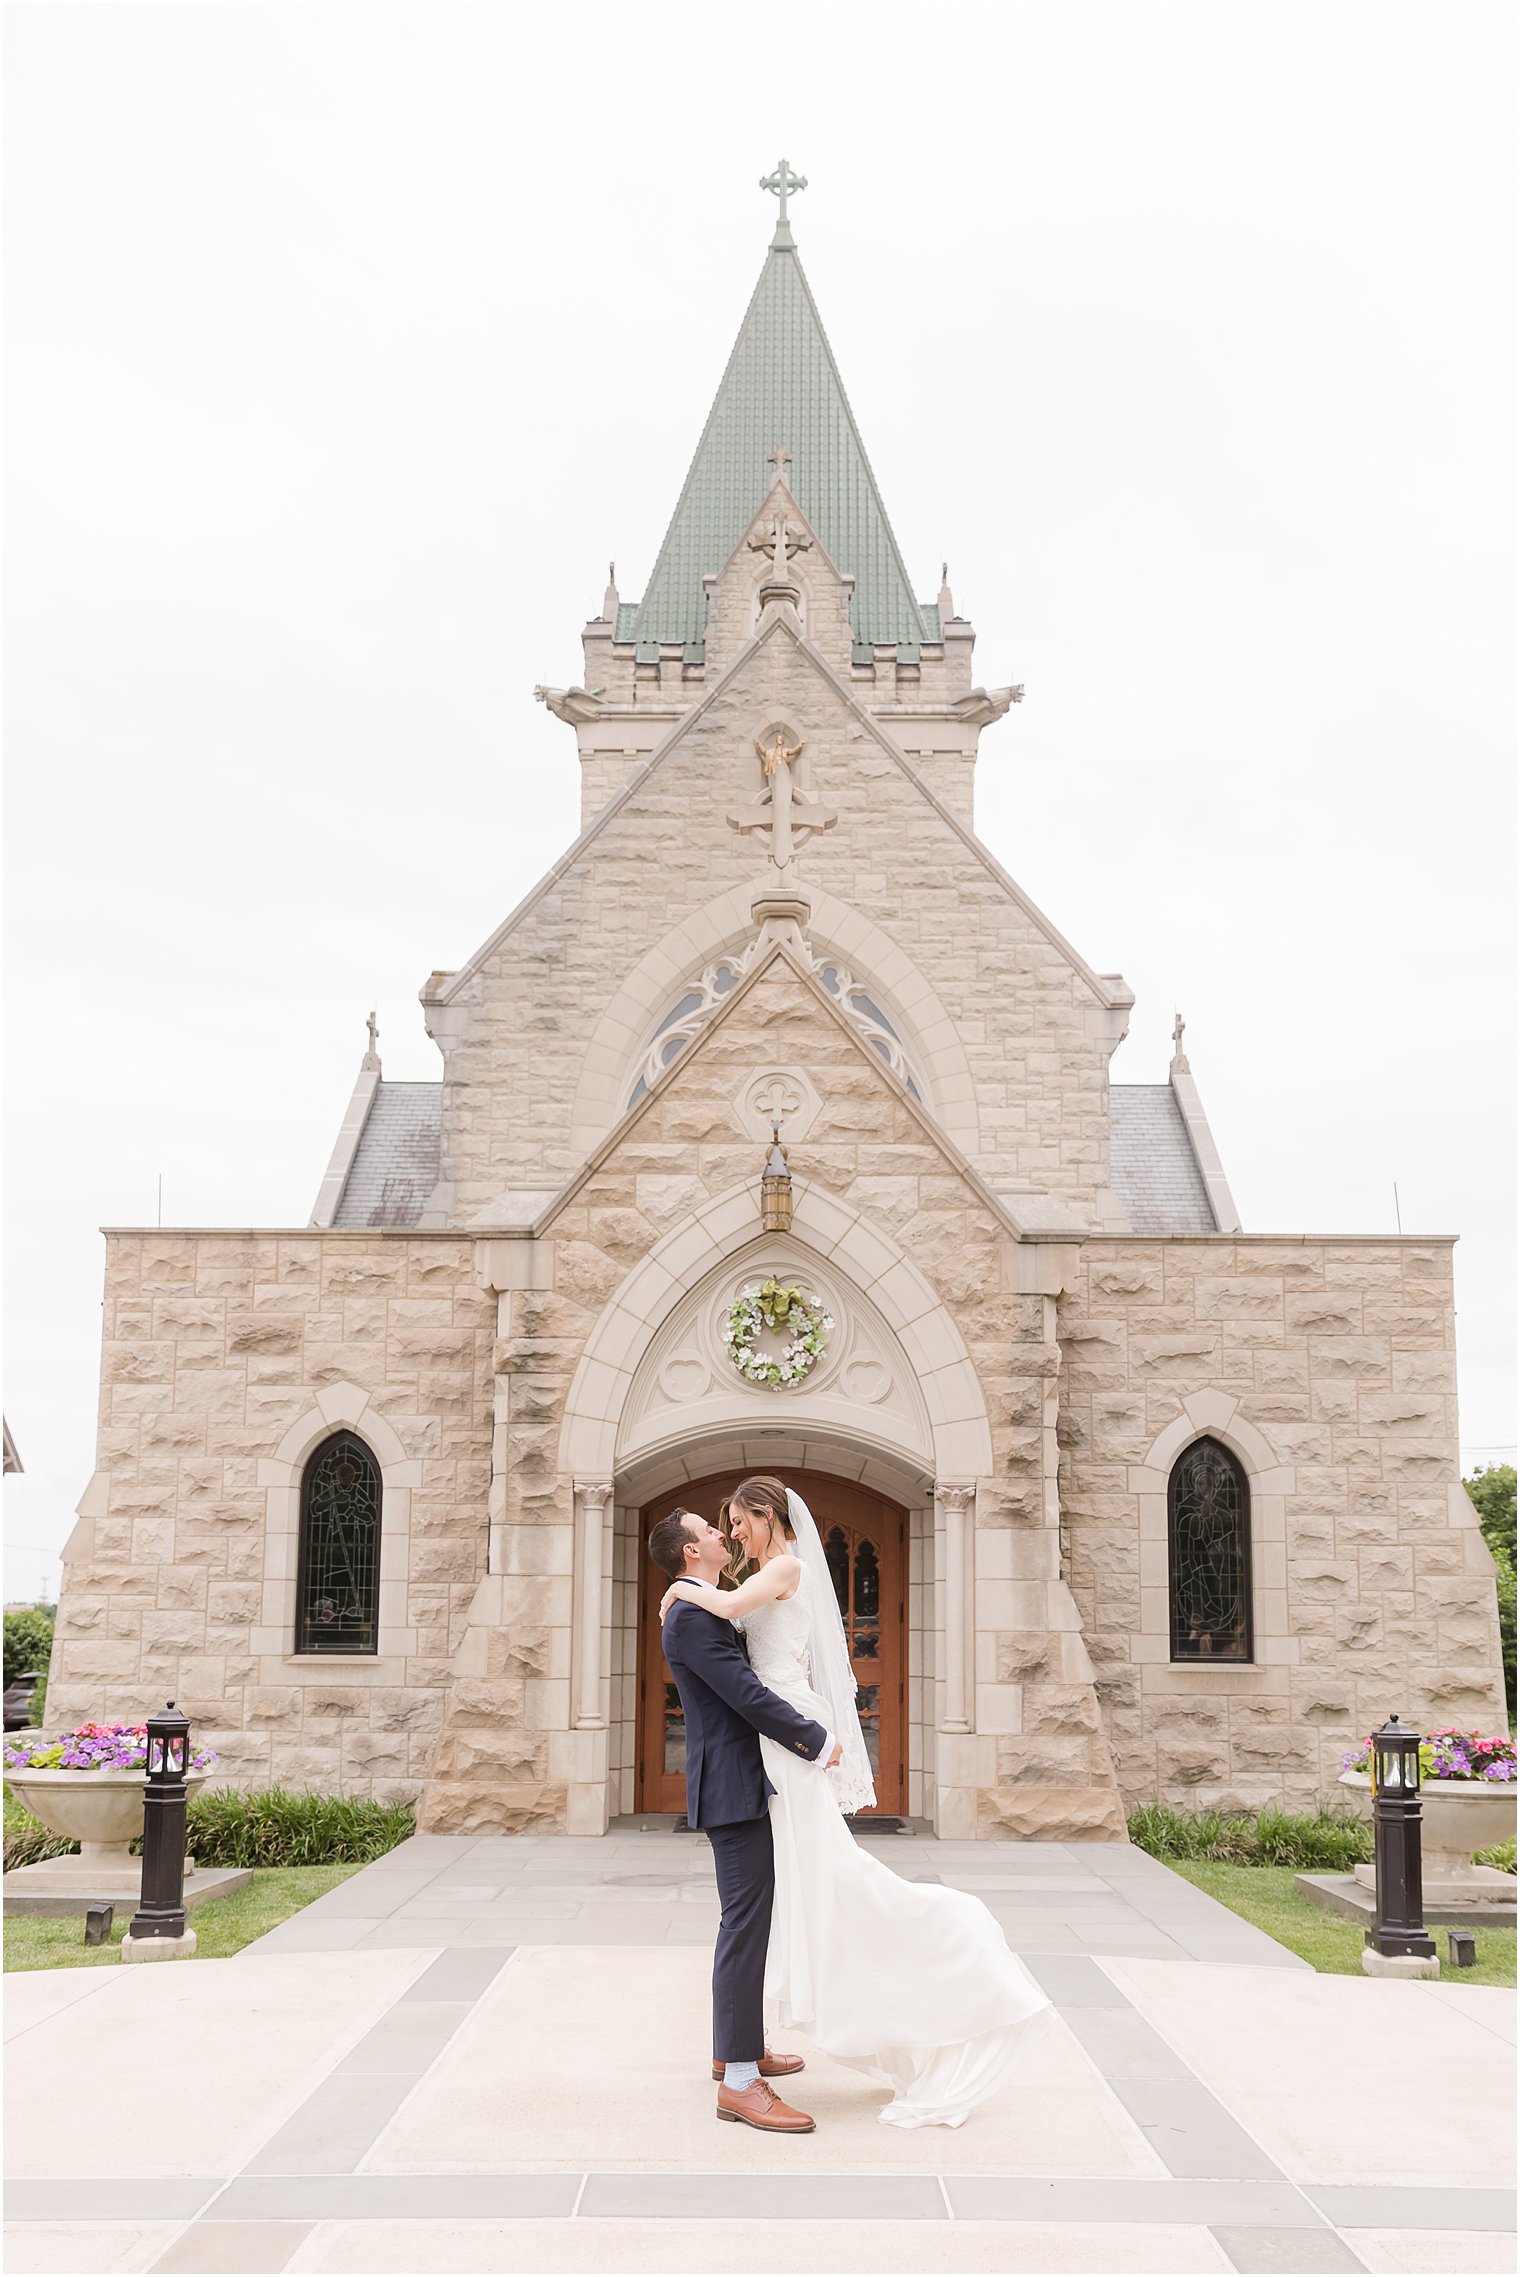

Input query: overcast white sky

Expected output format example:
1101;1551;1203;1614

5;2;1514;1602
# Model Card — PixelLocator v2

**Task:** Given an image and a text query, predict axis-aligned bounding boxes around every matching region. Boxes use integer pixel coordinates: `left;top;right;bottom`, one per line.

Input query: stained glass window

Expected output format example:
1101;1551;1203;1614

296;1431;382;1655
1168;1438;1251;1662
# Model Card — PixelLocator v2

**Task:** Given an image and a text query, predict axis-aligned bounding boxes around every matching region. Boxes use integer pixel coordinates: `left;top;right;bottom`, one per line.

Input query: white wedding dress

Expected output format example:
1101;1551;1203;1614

742;1564;1053;2127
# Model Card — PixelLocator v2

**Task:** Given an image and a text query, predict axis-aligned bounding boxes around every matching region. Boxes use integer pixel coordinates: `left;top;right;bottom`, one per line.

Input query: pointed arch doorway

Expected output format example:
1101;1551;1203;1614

635;1467;908;1817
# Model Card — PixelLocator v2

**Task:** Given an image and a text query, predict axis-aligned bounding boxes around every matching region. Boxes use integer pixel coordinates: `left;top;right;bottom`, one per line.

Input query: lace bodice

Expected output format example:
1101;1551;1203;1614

743;1564;815;1692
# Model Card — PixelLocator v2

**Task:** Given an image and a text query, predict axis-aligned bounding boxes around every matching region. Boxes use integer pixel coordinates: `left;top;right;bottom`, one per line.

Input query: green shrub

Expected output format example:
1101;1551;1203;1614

3;1785;414;1873
1128;1802;1373;1871
1475;1839;1517;1875
3;1607;54;1691
179;1787;414;1868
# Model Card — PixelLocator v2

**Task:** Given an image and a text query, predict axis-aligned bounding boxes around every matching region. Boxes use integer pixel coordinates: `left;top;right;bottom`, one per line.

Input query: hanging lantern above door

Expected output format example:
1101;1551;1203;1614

760;1119;793;1233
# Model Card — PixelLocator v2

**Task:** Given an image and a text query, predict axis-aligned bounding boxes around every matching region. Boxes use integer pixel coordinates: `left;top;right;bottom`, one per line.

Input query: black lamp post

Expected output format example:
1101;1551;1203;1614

126;1701;193;1949
1364;1712;1437;1968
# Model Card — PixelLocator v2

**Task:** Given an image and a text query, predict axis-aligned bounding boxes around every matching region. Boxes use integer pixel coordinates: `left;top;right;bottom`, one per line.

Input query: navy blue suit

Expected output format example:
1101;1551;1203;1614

661;1598;829;2062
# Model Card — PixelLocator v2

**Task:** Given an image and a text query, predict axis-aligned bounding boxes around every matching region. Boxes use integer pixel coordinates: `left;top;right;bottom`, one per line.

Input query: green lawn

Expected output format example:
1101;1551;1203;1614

2;1863;361;1972
1171;1860;1517;1987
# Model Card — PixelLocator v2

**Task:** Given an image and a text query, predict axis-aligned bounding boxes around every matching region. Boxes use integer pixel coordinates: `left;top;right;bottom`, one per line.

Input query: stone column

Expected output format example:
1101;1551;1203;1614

572;1480;613;1730
935;1482;976;1735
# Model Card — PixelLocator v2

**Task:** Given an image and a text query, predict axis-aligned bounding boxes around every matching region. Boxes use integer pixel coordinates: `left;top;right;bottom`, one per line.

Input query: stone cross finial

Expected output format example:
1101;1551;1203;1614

363;1010;380;1071
1171;1012;1190;1073
760;158;807;231
768;444;792;486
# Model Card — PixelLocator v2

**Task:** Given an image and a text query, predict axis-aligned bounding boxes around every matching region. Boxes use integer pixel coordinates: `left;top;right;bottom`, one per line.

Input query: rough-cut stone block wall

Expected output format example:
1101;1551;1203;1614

419;953;1125;1840
1058;1235;1506;1808
49;1230;494;1802
429;619;1119;1228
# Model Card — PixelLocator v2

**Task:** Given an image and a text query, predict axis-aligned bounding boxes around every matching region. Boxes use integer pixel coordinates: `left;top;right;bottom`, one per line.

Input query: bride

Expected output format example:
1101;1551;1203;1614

660;1472;1051;2128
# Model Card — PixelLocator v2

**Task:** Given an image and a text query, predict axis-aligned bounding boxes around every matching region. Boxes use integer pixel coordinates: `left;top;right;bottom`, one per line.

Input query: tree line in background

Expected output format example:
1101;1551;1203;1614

1466;1464;1517;1717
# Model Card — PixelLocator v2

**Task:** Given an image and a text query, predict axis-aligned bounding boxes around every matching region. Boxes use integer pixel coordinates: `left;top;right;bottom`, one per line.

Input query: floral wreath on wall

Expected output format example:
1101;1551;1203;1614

723;1277;834;1389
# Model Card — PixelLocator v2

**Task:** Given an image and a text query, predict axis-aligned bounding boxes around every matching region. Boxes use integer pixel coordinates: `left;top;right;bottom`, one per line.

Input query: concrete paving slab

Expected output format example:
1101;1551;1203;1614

1209;2224;1365;2272
5;1951;432;2180
332;2000;471;2075
398;1950;514;2003
1307;2187;1517;2233
2;1964;125;2043
242;2075;423;2176
1423;1983;1517;2046
6;2185;222;2222
244;1916;381;1955
1101;1958;1517;2191
213;2177;580;2221
4;2225;181;2275
285;2216;1235;2273
1352;2232;1519;2272
943;2180;1319;2225
1105;2075;1285;2181
579;2173;946;2218
360;1945;1158;2179
150;2219;312;2272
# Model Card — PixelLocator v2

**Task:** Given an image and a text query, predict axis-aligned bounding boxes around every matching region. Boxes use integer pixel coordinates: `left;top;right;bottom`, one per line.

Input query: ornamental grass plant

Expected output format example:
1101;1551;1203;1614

2;1784;414;1872
1127;1802;1373;1871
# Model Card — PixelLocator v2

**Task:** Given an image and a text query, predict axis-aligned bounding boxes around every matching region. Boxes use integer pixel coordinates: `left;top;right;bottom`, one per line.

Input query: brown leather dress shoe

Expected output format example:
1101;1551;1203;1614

715;2078;816;2133
710;2049;805;2081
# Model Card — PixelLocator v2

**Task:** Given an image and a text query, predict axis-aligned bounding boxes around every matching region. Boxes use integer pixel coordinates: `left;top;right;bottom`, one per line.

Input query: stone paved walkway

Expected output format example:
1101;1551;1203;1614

241;1824;1314;1967
5;1831;1515;2276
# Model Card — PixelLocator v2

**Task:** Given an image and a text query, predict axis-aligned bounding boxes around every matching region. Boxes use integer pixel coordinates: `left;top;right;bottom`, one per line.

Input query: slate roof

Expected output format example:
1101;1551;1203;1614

628;233;935;656
1109;1086;1218;1235
332;1082;442;1228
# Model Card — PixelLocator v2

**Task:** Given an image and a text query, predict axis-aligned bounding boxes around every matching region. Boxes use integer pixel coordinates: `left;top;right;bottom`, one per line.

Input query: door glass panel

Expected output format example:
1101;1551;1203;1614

824;1526;849;1615
663;1682;685;1775
853;1540;879;1618
852;1622;880;1660
855;1684;881;1773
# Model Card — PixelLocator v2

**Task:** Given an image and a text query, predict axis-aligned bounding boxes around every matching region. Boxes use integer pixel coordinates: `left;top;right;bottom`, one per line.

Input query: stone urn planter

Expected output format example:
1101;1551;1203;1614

5;1768;206;1893
1338;1769;1516;1900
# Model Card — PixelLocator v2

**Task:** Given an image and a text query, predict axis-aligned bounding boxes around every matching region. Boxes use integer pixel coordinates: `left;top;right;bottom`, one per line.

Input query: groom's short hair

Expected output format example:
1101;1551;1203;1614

648;1507;698;1579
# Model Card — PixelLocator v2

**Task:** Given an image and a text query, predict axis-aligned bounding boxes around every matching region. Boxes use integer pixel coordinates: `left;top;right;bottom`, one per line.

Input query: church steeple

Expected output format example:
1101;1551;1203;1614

627;168;934;660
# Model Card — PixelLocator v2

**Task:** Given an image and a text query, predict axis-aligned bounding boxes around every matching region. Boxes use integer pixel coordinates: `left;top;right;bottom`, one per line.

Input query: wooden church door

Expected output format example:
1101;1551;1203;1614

636;1470;907;1817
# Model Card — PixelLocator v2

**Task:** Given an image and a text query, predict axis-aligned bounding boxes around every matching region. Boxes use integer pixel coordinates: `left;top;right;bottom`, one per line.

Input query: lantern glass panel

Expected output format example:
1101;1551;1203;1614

149;1738;165;1773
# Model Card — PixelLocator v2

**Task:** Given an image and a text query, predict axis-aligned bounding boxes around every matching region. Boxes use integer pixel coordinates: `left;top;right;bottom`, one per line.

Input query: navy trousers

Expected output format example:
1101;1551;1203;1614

706;1814;774;2063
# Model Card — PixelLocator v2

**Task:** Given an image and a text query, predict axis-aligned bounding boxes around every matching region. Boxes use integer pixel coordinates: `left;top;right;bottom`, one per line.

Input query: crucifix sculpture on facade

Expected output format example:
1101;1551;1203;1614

729;723;837;875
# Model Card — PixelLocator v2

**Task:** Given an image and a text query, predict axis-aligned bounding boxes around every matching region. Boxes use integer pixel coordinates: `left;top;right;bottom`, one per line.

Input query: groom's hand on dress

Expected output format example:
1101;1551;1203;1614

826;1743;843;1768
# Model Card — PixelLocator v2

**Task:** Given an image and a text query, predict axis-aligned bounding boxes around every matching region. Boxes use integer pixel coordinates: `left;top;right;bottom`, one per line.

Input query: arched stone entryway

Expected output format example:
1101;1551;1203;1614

554;1181;996;1835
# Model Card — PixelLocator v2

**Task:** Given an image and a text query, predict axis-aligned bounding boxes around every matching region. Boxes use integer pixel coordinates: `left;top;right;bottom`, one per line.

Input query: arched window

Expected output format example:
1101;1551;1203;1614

625;948;925;1110
296;1431;382;1655
1168;1437;1251;1663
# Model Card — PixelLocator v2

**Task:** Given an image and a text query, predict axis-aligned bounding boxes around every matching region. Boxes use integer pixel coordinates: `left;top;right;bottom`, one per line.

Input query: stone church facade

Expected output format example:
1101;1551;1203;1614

50;185;1507;1840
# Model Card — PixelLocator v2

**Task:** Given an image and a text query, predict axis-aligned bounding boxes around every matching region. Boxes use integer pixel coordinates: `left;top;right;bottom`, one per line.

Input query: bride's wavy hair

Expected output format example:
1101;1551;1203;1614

725;1474;796;1579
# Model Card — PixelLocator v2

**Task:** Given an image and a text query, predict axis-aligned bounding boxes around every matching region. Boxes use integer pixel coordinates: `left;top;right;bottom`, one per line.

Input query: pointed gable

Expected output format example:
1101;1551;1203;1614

537;941;1022;1260
628;233;933;657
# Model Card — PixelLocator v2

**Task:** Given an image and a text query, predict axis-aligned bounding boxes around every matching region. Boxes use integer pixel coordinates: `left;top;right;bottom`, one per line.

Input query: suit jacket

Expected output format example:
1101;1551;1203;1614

661;1599;830;1828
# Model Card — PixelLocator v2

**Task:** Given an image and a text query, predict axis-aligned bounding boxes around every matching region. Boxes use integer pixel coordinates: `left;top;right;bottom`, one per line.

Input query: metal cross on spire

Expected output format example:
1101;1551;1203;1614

760;158;807;238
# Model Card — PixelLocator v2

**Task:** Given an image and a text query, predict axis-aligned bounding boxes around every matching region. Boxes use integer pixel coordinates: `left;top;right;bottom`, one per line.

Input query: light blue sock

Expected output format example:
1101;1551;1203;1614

723;2060;761;2090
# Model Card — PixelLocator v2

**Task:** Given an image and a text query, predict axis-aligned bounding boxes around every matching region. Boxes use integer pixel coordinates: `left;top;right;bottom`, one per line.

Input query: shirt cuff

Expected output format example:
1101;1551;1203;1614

814;1730;835;1765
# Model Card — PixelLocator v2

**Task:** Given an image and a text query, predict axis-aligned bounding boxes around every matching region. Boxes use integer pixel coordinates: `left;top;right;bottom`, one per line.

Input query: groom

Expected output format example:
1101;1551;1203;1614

648;1505;840;2135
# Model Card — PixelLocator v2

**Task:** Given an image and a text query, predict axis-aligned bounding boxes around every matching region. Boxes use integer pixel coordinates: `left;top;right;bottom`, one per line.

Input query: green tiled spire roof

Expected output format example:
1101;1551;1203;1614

628;228;932;655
